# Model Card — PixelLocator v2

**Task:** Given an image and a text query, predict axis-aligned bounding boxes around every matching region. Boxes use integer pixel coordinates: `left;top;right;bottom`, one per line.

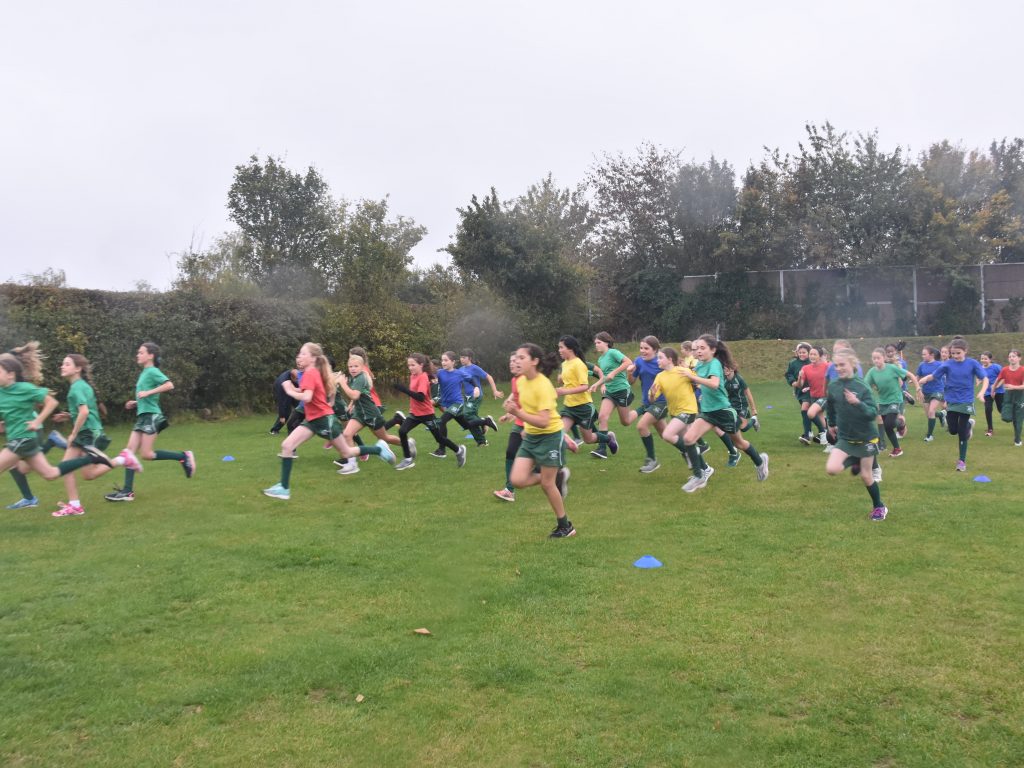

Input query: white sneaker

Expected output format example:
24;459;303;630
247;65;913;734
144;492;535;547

376;440;397;465
873;465;882;483
395;458;415;471
337;460;360;475
682;471;709;493
755;453;769;481
456;444;467;468
408;438;417;460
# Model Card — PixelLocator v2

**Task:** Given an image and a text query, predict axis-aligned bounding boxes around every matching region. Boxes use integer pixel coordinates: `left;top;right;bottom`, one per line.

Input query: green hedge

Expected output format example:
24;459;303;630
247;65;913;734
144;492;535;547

0;285;444;420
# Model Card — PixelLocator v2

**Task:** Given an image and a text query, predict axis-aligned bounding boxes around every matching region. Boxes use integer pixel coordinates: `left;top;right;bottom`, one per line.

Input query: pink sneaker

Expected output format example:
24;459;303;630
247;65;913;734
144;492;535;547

120;448;144;473
564;434;579;454
52;502;85;517
359;454;369;462
492;488;515;502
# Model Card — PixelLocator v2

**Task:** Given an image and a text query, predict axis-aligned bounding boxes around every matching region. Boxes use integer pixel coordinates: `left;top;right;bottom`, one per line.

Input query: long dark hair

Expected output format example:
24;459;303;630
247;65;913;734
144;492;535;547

409;352;436;377
698;334;735;370
518;343;559;377
141;341;162;367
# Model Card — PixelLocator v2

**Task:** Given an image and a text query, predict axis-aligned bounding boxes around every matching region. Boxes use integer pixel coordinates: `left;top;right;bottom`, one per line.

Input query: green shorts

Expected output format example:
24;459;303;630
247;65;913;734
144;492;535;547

301;415;343;440
698;408;738;434
463;398;481;419
603;388;635;408
443;402;466;419
558;403;597;431
836;437;881;459
516;431;565;468
672;412;697;425
736;406;752;421
71;430;112;451
642;402;669;421
947;402;974;416
5;436;42;458
813;397;827;410
350;406;385;432
877;403;902;417
797;390;812;404
924;393;945;404
133;413;169;435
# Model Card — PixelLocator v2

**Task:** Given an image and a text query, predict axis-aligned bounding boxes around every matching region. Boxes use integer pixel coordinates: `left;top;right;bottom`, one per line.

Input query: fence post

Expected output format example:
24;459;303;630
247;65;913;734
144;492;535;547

779;270;785;303
912;266;918;336
980;264;986;330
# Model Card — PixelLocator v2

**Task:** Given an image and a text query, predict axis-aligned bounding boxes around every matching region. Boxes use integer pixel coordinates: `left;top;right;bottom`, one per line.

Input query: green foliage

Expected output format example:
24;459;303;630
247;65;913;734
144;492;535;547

928;269;983;334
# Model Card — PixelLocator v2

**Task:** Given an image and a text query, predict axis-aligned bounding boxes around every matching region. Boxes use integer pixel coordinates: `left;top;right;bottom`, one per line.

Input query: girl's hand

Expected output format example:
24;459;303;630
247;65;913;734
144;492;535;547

137;389;149;399
125;400;137;410
51;411;71;423
626;364;636;374
25;419;42;432
498;412;515;424
492;389;504;399
502;395;518;414
842;388;860;405
588;382;600;393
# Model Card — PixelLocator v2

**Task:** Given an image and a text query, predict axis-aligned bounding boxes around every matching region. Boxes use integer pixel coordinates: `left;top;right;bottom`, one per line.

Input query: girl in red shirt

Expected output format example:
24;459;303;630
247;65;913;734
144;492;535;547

391;353;464;470
994;349;1024;446
797;346;829;444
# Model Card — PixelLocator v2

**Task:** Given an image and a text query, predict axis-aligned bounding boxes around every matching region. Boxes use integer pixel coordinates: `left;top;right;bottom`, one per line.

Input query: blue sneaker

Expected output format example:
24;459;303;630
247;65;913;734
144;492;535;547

607;431;619;455
47;430;68;450
6;496;39;510
263;483;290;500
376;440;397;466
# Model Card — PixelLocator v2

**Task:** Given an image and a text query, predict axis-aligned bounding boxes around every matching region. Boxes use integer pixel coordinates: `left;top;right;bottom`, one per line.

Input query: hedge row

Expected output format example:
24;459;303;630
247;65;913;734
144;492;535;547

0;285;443;420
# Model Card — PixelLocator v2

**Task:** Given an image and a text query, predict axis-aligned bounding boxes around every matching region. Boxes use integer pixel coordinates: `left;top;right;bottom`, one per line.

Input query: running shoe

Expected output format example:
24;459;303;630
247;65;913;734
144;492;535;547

923;435;934;442
392;410;406;423
817;432;828;445
548;521;576;538
47;430;69;450
83;445;112;467
337;462;360;475
484;415;499;432
889;448;904;458
903;390;916;405
873;465;883;483
590;448;608;459
727;452;741;468
956;460;966;472
456;444;467;468
430;449;447;459
798;434;812;445
182;450;196;478
555;467;570;499
104;488;134;502
52;502;84;517
408;438;417;461
682;470;709;493
376;440;397;465
750;416;760;432
6;496;39;510
639;458;661;474
263;483;290;500
938;410;947;427
756;453;769;481
607;431;618;455
493;488;515;502
1016;441;1023;447
698;441;710;455
985;429;993;437
870;506;888;521
395;458;415;471
896;420;908;439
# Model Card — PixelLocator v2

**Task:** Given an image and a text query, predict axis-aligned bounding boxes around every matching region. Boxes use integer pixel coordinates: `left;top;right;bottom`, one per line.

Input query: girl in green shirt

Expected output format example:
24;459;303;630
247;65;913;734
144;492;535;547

587;331;636;459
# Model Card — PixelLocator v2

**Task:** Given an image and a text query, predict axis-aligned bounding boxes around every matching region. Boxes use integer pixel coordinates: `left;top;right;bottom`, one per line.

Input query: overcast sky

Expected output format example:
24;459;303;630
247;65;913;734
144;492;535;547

2;1;1021;291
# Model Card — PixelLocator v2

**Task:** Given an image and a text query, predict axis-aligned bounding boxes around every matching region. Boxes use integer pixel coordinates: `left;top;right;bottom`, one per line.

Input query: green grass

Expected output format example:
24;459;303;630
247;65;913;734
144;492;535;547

3;383;1023;767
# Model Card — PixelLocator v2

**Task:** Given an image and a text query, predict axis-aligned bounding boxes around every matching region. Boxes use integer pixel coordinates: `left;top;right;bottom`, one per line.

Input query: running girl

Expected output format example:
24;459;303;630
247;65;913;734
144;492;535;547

104;342;194;502
786;343;812;440
993;350;1024;446
0;343;113;495
337;353;403;461
917;346;946;441
504;344;575;538
628;336;667;473
918;338;987;472
436;352;495;453
263;343;395;499
681;335;768;492
494;352;524;501
797;346;829;445
648;347;697;468
556;335;598;451
824;349;888;521
723;364;759;434
588;332;635;459
391;353;465;470
864;347;918;458
979;352;1004;437
52;354;143;516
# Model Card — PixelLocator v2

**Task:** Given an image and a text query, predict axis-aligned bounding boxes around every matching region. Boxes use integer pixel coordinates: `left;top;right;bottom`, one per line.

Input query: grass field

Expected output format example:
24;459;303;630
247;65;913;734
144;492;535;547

3;368;1024;765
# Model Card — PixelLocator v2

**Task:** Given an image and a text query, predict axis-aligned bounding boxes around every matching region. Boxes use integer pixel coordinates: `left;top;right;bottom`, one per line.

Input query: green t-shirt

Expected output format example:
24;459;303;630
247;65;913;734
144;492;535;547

598;349;629;394
825;376;879;442
724;372;749;412
348;371;378;422
136;366;170;415
696;358;731;412
864;363;907;406
68;378;103;434
0;381;49;441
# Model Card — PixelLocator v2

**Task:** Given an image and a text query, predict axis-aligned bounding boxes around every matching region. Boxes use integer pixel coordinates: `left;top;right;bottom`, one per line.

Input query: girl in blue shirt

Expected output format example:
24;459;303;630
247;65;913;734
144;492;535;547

627;335;667;474
916;346;946;441
918;338;988;472
979;352;1004;437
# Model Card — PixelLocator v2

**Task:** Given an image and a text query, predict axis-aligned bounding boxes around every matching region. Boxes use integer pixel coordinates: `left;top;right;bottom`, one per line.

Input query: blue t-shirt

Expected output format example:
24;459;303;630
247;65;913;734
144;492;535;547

458;363;489;398
932;359;986;405
437;368;472;407
982;362;1004;395
631;356;664;406
826;362;863;381
916;360;945;396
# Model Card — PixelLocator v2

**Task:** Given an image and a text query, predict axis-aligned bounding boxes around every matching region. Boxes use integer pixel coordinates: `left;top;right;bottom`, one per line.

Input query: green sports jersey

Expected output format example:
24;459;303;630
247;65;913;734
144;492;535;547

696;358;731;412
347;372;378;423
785;357;806;385
67;378;102;434
825;376;879;443
724;372;749;412
598;349;629;394
864;363;907;406
136;366;170;415
0;381;49;441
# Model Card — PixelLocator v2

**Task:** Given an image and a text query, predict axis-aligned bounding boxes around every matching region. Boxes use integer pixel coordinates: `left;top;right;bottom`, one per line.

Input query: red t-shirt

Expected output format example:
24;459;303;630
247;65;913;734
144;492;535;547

801;361;829;399
409;372;435;417
300;367;333;420
996;366;1024;388
365;366;382;407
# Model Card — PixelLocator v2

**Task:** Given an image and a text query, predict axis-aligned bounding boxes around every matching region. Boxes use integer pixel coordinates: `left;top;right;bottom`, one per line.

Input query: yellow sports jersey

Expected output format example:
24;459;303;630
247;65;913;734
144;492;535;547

516;373;563;435
683;355;697;372
560;357;593;408
651;368;698;415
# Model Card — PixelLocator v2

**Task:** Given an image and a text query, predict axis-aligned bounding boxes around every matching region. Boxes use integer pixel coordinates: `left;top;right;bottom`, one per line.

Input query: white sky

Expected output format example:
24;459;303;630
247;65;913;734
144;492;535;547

2;0;1021;290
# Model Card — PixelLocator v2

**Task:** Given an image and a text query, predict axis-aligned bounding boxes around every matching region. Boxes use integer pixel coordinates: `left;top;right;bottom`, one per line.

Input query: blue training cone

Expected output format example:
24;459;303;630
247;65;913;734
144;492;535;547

973;475;991;483
222;455;236;462
634;555;663;569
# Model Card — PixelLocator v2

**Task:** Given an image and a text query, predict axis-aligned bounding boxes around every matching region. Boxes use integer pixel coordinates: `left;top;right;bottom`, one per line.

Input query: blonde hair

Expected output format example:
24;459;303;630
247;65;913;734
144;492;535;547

0;341;44;384
833;348;861;371
302;343;335;400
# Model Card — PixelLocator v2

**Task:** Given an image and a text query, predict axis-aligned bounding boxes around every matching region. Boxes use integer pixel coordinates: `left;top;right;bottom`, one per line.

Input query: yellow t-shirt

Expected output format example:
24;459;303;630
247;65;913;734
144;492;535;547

560;357;593;408
516;373;563;435
651;368;698;416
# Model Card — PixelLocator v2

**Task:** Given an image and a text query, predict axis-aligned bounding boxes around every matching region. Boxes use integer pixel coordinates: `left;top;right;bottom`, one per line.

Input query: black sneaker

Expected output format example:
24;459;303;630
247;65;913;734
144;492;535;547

555;467;571;499
84;445;113;467
104;488;135;502
430;449;447;459
590;448;607;459
903;390;916;406
549;521;576;538
392;410;407;423
484;415;499;432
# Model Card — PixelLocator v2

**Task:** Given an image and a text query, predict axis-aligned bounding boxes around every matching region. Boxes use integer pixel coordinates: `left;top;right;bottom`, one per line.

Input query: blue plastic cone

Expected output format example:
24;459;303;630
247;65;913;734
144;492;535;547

973;475;991;483
765;405;774;410
222;455;235;462
633;555;663;569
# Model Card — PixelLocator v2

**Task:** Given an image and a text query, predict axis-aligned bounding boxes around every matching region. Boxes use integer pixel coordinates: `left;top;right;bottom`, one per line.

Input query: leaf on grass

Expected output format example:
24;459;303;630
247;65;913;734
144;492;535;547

413;627;432;635
355;694;365;703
